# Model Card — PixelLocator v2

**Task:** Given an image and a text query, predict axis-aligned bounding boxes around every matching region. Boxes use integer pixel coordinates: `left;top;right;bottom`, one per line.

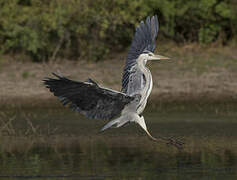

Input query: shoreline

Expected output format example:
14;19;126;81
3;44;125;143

1;44;237;107
1;93;236;110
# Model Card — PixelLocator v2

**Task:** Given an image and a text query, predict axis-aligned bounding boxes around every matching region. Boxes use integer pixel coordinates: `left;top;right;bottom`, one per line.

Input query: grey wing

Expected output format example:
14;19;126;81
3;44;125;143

122;15;158;93
43;73;134;120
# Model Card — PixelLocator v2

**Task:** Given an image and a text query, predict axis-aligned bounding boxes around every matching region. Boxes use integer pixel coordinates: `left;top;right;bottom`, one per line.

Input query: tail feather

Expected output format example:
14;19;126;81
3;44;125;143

100;119;119;132
100;115;129;132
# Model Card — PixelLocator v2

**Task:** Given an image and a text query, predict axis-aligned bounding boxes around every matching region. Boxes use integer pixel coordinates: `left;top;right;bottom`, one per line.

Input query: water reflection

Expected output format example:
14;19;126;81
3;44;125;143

0;102;237;179
0;140;236;180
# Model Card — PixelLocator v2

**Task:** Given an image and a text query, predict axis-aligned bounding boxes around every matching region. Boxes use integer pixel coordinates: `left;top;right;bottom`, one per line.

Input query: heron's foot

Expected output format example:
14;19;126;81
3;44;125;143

165;137;185;150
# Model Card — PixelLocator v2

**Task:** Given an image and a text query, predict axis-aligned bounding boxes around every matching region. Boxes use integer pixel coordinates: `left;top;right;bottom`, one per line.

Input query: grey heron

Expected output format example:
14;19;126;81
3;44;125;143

44;15;183;149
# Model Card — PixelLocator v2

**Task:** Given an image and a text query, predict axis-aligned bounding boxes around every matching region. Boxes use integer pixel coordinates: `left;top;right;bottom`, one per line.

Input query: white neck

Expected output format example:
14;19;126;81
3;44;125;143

136;56;153;114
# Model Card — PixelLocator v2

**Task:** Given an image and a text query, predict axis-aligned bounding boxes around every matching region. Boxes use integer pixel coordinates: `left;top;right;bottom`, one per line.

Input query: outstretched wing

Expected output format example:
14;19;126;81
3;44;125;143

44;73;134;120
122;15;159;93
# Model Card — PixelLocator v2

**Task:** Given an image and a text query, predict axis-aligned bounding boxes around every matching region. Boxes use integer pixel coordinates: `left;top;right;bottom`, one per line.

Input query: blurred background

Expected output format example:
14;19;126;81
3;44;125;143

0;0;237;179
0;0;237;61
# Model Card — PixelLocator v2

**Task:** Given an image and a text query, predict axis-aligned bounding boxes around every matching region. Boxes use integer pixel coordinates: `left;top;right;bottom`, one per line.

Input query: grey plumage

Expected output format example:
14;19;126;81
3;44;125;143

122;15;158;93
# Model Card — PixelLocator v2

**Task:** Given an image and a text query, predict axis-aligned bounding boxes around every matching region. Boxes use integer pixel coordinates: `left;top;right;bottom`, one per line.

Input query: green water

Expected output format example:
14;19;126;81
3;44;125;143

0;102;237;180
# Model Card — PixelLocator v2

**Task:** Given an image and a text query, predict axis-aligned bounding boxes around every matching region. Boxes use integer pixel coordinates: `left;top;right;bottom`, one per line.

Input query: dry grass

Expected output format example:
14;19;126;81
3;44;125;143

0;43;237;107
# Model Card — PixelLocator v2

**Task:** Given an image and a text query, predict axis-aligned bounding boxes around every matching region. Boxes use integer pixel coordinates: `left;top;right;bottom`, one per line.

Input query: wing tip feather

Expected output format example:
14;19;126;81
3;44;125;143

122;15;159;92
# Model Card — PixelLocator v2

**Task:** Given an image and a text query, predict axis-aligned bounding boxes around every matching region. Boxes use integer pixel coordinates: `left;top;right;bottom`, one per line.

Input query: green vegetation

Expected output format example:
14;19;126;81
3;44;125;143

0;0;237;61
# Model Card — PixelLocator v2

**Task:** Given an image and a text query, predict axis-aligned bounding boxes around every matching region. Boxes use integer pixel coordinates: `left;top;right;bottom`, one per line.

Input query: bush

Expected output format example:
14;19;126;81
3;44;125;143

0;0;236;61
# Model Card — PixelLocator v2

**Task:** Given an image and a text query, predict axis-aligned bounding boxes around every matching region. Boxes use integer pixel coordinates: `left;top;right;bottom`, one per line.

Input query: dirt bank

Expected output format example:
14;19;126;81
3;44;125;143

0;44;237;106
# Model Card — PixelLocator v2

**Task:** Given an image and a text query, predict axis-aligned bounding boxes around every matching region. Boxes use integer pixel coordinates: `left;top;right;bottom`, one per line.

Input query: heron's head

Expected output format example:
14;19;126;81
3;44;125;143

147;52;169;61
139;51;169;64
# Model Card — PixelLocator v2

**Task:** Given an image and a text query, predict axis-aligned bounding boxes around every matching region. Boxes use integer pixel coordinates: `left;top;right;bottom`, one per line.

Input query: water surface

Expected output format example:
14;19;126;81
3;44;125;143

0;102;237;179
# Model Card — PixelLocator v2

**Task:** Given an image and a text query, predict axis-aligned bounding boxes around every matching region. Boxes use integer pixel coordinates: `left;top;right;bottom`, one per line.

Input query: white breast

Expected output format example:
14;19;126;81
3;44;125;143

125;56;154;115
136;68;153;114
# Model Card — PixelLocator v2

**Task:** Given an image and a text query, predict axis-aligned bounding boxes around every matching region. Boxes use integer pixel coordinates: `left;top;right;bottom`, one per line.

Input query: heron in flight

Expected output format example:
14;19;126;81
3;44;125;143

44;15;183;149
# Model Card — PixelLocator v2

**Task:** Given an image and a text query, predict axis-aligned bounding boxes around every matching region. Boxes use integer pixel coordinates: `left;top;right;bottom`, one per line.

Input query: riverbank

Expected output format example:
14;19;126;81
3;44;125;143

0;43;237;107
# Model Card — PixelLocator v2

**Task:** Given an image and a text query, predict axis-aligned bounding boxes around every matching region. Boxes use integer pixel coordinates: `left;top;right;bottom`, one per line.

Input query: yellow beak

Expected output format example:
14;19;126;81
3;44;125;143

151;54;170;60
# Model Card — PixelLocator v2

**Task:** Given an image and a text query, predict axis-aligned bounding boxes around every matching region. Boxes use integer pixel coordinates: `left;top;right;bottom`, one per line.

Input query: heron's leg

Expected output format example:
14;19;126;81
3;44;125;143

135;116;158;141
135;116;184;149
151;134;185;150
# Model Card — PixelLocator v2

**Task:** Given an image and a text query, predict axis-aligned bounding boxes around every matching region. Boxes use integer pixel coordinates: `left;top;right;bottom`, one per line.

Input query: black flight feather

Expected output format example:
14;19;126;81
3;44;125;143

43;73;134;120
